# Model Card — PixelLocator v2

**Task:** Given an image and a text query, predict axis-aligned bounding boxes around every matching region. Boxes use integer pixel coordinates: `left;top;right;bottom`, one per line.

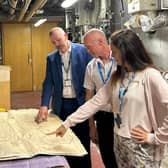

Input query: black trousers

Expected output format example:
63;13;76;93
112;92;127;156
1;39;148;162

95;111;118;168
60;98;91;168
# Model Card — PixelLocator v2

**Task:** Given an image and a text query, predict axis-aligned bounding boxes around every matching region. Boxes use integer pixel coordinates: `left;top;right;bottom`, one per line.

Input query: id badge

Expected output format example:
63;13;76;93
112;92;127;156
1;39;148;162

64;86;72;95
115;113;122;128
64;79;71;87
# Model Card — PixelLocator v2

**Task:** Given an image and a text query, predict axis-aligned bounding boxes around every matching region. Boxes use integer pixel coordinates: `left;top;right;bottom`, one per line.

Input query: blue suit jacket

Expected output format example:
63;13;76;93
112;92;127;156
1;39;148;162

41;42;92;116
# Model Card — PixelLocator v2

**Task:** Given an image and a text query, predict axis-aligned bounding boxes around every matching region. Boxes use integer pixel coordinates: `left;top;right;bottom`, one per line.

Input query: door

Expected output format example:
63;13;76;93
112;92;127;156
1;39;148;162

2;22;58;92
2;23;32;92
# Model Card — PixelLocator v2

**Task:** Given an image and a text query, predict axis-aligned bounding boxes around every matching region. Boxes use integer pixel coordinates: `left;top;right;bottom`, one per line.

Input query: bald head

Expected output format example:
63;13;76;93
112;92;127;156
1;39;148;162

83;28;110;59
83;28;107;43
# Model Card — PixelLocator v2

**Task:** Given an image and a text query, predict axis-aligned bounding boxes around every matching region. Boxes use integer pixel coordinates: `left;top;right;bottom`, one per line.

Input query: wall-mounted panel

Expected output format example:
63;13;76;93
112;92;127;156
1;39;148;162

161;0;168;9
128;0;159;14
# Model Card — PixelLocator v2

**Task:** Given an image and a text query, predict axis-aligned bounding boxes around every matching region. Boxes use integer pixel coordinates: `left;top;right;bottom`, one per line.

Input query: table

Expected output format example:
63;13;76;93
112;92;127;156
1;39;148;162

0;155;70;168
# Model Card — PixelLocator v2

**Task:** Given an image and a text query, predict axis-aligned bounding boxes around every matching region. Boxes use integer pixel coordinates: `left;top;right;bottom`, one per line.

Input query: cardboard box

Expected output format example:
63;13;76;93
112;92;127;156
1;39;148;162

0;66;11;111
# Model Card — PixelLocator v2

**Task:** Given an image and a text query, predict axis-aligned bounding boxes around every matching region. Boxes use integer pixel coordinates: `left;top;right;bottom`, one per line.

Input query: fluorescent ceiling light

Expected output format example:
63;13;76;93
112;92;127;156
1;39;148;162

34;18;47;27
61;0;79;8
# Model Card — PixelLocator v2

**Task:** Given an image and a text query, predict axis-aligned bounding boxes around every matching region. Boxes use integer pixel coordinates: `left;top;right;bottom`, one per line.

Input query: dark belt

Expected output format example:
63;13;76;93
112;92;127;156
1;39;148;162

62;97;77;101
61;97;78;107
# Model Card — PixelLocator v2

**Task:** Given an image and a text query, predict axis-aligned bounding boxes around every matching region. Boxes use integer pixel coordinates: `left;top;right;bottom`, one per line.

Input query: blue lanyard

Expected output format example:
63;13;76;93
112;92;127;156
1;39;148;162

118;72;135;113
115;72;135;128
97;58;114;84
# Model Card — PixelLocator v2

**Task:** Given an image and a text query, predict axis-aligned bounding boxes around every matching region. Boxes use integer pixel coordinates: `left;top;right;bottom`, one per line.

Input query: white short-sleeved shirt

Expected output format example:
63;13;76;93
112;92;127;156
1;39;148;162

84;57;116;112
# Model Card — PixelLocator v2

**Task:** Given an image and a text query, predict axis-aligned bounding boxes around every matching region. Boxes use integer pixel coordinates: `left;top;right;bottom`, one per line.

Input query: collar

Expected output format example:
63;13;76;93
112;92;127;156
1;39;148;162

96;52;115;66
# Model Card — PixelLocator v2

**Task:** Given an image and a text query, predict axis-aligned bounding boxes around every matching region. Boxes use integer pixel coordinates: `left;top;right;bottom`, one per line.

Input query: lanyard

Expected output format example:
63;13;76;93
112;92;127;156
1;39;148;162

115;72;135;128
118;72;135;113
61;59;71;75
97;58;114;84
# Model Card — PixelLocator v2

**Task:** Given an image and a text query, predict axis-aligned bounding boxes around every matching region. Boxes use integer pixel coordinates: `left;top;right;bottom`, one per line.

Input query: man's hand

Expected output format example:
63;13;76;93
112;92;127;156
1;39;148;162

47;124;67;137
35;106;48;123
131;128;148;144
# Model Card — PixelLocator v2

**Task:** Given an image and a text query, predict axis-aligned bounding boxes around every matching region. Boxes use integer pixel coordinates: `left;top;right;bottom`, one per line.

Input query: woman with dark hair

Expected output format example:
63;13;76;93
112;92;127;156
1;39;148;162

48;29;168;168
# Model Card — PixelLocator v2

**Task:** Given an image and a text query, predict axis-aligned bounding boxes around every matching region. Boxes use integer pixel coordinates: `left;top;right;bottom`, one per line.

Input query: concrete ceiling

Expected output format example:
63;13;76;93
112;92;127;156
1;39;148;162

0;0;65;22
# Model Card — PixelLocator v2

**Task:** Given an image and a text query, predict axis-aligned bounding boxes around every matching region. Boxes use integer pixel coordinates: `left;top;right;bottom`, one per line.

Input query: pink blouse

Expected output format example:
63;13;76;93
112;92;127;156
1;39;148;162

63;67;168;160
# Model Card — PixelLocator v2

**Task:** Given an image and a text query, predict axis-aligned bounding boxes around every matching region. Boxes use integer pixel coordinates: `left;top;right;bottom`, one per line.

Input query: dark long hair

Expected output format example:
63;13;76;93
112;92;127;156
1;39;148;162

110;29;154;85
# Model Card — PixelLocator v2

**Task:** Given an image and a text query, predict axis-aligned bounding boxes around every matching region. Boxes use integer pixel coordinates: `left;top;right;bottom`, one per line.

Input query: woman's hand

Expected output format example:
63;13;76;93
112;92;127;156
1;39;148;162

47;124;67;137
131;128;148;144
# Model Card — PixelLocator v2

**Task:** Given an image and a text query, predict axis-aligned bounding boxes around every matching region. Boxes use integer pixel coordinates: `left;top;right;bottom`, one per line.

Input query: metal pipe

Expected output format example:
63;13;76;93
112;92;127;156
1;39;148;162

18;0;31;22
9;0;18;15
24;0;47;22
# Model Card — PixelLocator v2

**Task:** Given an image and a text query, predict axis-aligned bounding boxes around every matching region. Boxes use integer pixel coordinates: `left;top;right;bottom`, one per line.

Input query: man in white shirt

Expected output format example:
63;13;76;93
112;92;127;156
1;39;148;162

83;28;117;168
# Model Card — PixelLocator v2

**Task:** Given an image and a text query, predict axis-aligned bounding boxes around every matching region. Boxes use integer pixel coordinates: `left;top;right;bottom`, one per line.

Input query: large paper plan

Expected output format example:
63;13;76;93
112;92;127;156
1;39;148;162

0;109;87;160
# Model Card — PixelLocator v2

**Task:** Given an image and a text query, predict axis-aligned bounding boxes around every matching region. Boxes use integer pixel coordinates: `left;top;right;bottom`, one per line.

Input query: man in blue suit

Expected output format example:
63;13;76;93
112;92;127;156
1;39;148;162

36;27;92;168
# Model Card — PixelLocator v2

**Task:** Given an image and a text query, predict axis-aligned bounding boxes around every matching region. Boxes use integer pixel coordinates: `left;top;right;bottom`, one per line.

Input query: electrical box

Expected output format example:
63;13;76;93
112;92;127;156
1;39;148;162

128;0;159;14
161;0;168;9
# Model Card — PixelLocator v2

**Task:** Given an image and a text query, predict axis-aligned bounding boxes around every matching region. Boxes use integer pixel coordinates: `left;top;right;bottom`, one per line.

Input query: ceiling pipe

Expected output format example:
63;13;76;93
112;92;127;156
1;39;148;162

98;0;107;20
39;0;48;9
18;0;31;22
24;0;47;22
9;0;18;15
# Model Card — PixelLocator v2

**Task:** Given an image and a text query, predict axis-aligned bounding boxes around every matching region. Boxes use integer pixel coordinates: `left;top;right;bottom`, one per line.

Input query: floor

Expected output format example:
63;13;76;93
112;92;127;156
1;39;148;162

11;91;105;168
